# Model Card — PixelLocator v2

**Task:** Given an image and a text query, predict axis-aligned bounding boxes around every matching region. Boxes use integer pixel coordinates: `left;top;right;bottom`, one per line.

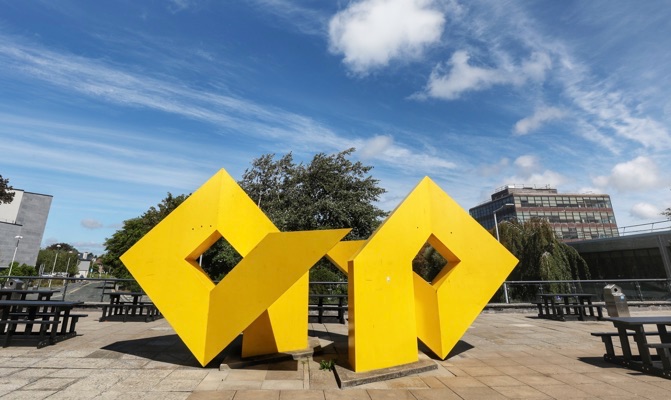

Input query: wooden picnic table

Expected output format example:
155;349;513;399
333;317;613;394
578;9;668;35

536;293;603;321
309;294;347;324
0;288;60;301
0;300;85;348
595;316;671;378
100;292;161;322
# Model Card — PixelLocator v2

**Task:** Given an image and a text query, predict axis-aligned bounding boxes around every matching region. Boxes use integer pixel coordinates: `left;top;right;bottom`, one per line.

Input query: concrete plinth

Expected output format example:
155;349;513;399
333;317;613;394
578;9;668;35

333;359;438;388
220;337;322;370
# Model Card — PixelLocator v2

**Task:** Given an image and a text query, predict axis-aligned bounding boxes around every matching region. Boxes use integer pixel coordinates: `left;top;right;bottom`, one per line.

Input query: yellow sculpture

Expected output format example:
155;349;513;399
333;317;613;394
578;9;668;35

347;177;518;372
122;169;517;373
120;169;348;366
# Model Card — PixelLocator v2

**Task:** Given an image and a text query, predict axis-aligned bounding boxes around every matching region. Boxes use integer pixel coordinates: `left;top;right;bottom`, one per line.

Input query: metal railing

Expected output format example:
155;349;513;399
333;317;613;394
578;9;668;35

1;276;139;302
499;278;671;304
618;220;671;236
3;276;670;306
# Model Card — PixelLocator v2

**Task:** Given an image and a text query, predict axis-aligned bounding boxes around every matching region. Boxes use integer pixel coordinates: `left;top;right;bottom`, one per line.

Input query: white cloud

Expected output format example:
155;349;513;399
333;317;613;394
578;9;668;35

352;134;456;172
168;0;197;13
504;155;566;188
359;135;394;159
328;0;445;74
505;170;566;189
420;50;551;100
514;154;539;171
566;83;671;150
251;0;328;36
479;157;509;177
513;107;566;136
0;35;347;152
71;241;105;254
593;156;660;191
630;202;661;220
81;219;104;229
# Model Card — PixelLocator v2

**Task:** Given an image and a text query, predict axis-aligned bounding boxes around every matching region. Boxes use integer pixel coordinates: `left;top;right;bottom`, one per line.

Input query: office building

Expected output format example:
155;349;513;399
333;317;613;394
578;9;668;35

568;230;671;279
469;185;619;242
0;190;53;268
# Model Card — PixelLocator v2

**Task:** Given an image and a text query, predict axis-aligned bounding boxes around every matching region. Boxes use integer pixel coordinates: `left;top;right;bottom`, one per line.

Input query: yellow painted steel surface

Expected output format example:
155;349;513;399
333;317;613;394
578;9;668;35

347;177;518;372
325;240;366;274
122;169;517;372
120;169;348;365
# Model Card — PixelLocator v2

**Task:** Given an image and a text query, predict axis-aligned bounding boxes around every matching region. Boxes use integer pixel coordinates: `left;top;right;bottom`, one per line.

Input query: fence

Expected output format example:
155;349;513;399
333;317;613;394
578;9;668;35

499;278;671;304
1;276;138;303
3;276;670;305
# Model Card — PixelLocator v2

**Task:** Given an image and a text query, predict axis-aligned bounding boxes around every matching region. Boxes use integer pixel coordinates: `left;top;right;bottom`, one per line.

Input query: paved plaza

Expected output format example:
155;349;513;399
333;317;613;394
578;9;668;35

2;308;671;399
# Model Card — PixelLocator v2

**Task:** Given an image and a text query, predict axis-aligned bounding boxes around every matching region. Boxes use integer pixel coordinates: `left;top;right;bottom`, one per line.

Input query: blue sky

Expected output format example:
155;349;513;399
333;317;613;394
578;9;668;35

1;0;670;255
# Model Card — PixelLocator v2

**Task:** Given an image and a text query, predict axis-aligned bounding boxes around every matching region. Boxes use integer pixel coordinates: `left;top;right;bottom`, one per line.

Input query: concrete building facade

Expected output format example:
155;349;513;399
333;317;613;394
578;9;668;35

469;184;619;242
0;190;53;268
568;231;671;279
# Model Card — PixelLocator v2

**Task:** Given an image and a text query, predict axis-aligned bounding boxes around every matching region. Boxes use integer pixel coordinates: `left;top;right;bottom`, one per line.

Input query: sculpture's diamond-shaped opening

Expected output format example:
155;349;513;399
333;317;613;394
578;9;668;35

413;242;446;283
413;235;461;285
188;231;242;282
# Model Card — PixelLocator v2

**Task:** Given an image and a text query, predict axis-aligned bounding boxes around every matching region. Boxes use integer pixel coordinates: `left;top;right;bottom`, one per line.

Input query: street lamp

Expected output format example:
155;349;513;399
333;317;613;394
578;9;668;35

493;203;515;242
8;235;23;277
65;251;74;276
48;244;61;288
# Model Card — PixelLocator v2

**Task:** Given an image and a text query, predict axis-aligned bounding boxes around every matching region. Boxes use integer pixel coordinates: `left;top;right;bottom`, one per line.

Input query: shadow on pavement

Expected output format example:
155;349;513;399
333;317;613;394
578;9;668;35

101;333;226;368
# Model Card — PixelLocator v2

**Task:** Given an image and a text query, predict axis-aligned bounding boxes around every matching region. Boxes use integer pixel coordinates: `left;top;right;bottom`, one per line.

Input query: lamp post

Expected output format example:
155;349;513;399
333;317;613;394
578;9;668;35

8;235;23;277
65;251;73;276
48;244;61;288
493;203;515;242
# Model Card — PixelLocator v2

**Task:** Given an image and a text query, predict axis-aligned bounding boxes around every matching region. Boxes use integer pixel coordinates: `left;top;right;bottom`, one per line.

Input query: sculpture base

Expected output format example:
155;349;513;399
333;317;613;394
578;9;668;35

334;359;437;388
220;337;322;370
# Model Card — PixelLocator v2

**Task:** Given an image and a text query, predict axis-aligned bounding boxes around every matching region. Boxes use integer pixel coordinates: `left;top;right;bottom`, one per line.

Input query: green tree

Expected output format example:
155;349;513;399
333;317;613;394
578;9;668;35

239;148;387;239
0;174;15;204
37;244;80;277
46;243;77;252
412;244;447;283
661;188;671;218
0;263;37;277
102;150;387;284
496;218;590;299
101;193;188;279
233;148;388;284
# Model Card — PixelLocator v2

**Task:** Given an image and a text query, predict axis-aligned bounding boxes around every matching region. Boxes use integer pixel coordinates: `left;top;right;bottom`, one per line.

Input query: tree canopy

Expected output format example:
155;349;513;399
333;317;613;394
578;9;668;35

0;263;37;277
101;149;388;283
46;243;78;252
496;218;590;298
101;193;188;279
36;243;80;277
239;148;387;239
206;148;388;281
0;174;15;204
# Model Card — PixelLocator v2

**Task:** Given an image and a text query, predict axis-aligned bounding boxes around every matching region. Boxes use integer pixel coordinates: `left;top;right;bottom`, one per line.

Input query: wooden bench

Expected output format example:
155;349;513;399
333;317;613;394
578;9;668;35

62;313;88;334
592;331;660;357
309;295;347;324
4;311;88;342
554;303;604;321
534;301;603;320
100;303;160;322
2;319;59;348
646;343;671;374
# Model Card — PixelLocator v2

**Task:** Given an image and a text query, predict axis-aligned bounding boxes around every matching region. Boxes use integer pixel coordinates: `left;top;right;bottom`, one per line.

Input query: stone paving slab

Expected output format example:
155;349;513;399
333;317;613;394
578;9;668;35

2;309;671;398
